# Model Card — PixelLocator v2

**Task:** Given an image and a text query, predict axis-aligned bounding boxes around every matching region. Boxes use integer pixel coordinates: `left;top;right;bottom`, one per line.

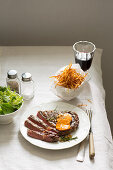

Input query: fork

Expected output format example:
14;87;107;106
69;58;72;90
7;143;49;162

87;109;95;159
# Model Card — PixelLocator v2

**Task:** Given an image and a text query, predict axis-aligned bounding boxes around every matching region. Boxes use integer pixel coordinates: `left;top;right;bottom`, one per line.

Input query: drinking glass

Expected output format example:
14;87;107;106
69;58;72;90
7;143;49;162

73;41;96;72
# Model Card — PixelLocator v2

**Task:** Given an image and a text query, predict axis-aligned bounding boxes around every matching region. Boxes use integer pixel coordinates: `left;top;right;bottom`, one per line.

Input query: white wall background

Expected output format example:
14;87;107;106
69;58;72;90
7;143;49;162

0;0;113;134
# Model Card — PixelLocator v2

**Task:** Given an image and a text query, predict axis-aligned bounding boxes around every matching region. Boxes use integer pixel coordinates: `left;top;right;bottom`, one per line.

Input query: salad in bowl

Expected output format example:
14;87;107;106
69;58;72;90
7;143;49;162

0;86;23;124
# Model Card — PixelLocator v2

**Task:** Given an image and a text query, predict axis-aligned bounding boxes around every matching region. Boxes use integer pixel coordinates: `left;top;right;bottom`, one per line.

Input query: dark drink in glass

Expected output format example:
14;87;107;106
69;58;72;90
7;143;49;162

75;56;93;71
73;41;96;72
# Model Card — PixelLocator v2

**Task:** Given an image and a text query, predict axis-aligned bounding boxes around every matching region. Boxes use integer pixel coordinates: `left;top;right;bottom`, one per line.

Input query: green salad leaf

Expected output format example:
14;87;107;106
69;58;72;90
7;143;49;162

0;86;23;115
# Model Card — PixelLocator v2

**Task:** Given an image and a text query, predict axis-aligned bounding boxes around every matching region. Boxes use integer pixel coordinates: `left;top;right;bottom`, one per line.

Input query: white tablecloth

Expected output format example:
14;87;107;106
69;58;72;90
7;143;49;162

0;46;113;170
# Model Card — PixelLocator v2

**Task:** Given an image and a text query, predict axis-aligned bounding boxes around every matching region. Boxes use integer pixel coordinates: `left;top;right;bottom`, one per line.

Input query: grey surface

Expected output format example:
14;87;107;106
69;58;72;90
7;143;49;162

0;0;113;134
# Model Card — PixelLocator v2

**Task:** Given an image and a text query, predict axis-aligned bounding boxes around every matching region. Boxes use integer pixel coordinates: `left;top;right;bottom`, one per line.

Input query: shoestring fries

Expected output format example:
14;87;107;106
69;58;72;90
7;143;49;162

50;64;87;89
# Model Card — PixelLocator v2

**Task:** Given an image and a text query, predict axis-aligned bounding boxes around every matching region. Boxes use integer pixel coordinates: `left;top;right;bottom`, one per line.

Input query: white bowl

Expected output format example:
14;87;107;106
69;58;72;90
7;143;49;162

0;99;23;124
51;64;87;101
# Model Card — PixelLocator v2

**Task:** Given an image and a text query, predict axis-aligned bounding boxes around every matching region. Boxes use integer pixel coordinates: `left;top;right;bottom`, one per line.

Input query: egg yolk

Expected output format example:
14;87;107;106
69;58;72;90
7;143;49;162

56;113;72;131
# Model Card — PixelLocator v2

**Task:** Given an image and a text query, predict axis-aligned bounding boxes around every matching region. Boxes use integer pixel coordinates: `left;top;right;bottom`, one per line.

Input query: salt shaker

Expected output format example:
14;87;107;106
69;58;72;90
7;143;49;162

6;70;20;94
21;72;34;100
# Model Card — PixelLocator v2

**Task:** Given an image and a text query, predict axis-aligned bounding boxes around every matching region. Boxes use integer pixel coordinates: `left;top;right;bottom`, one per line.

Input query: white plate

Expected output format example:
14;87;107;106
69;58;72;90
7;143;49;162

20;102;90;150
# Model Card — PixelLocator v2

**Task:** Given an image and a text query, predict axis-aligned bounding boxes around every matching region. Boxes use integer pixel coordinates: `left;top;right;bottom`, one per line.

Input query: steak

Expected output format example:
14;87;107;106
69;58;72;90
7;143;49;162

27;129;59;142
24;110;79;142
37;110;79;136
25;119;57;135
37;111;56;128
27;115;58;133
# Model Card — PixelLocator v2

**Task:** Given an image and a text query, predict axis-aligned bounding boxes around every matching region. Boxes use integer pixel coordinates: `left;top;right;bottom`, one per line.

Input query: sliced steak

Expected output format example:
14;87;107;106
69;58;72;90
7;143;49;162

37;110;79;136
25;119;43;132
28;115;58;134
25;110;79;142
28;115;48;129
37;111;56;128
27;129;59;142
25;119;57;135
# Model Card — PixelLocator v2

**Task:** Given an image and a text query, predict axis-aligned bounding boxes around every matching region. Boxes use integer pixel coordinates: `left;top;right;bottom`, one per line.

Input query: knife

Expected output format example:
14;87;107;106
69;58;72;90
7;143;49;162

76;139;85;162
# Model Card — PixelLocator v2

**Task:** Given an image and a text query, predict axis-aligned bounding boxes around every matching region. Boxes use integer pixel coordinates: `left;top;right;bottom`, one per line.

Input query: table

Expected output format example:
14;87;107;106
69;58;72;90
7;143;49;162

0;46;113;170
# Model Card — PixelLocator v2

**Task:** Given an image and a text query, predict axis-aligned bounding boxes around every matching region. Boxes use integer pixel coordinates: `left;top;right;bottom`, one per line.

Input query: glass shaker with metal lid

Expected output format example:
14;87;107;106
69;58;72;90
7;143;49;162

6;70;20;94
21;72;34;100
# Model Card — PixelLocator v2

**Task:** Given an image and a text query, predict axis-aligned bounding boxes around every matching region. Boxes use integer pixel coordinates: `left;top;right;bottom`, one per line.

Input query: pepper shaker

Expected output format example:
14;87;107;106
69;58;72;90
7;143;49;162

21;72;34;100
6;70;20;94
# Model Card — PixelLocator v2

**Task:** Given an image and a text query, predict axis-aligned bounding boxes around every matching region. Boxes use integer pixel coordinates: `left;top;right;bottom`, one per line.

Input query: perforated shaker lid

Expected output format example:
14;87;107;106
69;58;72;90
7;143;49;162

7;70;17;79
21;72;32;81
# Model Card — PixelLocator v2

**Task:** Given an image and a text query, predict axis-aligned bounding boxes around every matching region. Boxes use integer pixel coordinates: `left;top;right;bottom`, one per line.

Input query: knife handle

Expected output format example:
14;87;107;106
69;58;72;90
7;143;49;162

76;140;85;162
89;132;95;159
